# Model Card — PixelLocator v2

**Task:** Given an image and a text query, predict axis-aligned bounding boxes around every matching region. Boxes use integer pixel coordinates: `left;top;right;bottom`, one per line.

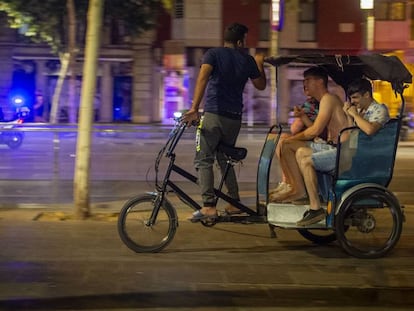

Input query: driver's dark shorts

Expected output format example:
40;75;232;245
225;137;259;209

307;141;337;172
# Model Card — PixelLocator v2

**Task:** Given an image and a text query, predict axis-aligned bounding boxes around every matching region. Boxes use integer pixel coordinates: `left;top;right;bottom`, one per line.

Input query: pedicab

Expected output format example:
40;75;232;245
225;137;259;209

118;53;412;258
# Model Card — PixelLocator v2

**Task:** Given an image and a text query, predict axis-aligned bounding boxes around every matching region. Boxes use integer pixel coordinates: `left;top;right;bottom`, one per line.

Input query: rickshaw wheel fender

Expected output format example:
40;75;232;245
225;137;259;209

335;183;398;216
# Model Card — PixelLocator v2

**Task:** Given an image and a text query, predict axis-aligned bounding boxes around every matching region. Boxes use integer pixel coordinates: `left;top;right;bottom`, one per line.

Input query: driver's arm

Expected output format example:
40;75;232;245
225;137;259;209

183;64;212;124
251;54;266;90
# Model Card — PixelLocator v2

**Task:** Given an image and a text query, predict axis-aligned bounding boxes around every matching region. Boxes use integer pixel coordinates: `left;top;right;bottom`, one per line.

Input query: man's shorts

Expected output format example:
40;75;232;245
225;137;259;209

308;142;337;172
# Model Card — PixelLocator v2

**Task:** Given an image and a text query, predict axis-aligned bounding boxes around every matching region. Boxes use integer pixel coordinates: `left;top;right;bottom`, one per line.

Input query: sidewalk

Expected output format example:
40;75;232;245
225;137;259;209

0;185;258;221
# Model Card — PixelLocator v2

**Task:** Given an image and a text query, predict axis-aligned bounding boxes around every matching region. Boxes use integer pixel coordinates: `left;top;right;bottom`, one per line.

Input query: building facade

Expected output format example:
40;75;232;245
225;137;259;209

0;0;413;124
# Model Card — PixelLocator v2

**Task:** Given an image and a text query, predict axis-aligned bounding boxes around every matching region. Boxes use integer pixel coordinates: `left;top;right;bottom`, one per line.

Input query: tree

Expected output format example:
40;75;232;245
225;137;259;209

0;0;172;123
74;0;102;219
0;0;173;217
0;0;87;123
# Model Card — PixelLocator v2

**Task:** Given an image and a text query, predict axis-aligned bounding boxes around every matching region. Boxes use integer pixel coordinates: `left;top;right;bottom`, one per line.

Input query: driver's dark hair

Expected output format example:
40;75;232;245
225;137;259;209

346;78;373;97
303;66;328;87
223;23;248;45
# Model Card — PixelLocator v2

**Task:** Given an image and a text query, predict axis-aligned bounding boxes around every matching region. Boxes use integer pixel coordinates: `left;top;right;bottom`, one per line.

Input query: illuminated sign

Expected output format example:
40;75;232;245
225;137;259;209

271;0;284;31
360;0;374;9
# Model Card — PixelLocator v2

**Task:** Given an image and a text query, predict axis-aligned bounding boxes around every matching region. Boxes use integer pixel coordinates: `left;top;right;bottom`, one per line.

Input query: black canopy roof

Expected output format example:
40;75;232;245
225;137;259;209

265;54;412;94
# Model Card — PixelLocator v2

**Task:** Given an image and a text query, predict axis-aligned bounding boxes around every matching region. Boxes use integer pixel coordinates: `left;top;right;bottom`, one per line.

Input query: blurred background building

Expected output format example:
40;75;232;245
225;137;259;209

0;0;413;125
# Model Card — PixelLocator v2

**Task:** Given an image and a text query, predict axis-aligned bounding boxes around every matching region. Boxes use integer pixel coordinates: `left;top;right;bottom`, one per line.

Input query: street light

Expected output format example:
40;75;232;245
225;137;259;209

269;0;284;125
360;0;374;10
360;0;374;51
271;0;284;31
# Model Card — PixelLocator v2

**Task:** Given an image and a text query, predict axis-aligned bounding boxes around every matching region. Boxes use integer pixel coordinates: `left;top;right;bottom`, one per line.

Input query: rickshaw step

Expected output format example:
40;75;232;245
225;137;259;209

216;215;267;224
267;203;327;229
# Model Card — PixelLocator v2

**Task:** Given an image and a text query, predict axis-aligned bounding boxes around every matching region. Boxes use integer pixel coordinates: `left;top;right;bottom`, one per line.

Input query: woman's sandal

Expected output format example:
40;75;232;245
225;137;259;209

223;204;245;216
223;209;244;216
289;196;310;205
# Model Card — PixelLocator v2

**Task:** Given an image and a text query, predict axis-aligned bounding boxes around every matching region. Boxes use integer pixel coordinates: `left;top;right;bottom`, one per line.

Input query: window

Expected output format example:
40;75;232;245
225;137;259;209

175;0;184;19
298;0;316;42
375;1;406;21
260;1;270;41
110;19;128;45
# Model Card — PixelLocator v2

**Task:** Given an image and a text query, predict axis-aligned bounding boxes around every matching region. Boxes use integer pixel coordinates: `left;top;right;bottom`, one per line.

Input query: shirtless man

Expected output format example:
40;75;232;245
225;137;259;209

294;77;389;226
271;66;348;226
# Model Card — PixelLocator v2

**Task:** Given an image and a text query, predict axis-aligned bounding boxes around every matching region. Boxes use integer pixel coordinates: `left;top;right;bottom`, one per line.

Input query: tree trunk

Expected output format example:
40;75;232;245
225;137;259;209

73;0;103;219
67;0;78;123
49;53;69;124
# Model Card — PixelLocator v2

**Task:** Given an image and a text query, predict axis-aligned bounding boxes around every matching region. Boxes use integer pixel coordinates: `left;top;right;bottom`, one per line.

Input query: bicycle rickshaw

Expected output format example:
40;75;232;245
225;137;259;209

118;53;412;258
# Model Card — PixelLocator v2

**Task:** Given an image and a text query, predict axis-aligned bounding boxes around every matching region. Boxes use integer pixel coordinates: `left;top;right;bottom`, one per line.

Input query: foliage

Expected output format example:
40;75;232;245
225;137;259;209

104;0;166;38
161;0;172;11
0;0;72;51
0;0;172;52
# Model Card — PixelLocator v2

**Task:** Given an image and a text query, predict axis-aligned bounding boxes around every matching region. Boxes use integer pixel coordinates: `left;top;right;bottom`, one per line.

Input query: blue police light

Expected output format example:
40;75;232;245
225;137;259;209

11;95;25;107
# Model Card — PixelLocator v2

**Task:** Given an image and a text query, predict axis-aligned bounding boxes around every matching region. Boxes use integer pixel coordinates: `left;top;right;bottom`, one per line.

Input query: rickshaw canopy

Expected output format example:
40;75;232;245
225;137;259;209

265;54;412;94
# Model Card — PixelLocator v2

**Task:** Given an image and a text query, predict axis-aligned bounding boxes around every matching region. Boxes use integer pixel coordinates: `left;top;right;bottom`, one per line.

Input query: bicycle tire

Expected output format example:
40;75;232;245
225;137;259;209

297;228;337;244
118;193;177;253
335;187;403;259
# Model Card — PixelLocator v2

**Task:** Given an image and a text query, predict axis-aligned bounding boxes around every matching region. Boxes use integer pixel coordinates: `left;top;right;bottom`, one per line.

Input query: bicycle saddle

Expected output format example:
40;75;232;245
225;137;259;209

217;143;247;161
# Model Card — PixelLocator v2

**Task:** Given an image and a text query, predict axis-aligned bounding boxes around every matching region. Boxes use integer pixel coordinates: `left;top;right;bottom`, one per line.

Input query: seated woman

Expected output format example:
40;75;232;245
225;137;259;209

270;94;322;201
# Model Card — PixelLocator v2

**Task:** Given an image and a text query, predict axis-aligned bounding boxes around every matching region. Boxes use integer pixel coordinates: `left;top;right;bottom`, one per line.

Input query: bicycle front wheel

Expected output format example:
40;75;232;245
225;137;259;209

118;193;177;253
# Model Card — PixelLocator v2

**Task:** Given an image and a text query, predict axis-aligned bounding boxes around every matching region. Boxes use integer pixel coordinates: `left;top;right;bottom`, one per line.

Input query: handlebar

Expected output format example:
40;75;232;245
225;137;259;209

154;118;193;191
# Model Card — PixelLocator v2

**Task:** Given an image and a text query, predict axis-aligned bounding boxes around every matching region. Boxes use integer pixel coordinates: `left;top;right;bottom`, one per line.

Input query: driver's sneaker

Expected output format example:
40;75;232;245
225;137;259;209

296;208;326;226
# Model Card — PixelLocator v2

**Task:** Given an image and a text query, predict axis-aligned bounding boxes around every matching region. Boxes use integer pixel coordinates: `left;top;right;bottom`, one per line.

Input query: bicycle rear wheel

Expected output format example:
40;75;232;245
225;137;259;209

118;193;177;253
335;187;403;259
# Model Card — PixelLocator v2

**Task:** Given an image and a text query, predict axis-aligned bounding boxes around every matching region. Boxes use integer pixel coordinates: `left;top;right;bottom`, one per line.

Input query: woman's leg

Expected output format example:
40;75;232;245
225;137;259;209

270;139;307;202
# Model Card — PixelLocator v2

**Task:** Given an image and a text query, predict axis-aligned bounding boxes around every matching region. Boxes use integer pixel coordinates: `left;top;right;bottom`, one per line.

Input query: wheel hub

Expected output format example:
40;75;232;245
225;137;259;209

357;213;376;233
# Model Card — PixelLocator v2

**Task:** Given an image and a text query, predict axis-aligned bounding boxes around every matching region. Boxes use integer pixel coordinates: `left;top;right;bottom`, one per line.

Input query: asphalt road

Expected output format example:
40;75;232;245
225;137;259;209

0;126;279;207
0;126;268;181
0;125;413;207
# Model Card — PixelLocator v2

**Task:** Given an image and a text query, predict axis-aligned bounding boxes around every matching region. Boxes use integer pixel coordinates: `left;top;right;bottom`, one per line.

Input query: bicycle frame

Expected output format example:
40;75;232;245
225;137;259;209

154;121;267;223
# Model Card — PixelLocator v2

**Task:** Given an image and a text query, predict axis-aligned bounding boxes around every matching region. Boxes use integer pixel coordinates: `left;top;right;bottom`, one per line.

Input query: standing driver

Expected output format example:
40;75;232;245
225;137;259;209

181;22;267;222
